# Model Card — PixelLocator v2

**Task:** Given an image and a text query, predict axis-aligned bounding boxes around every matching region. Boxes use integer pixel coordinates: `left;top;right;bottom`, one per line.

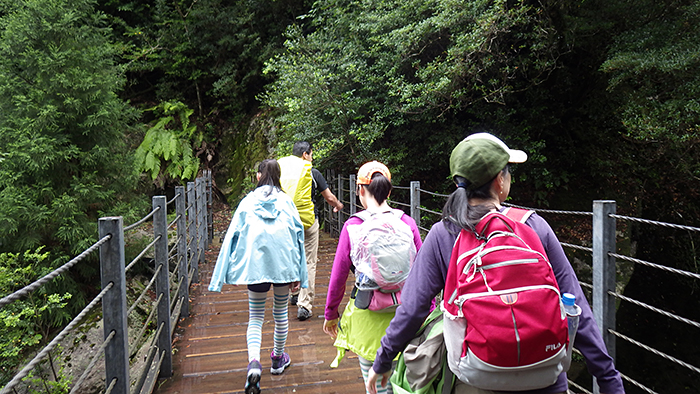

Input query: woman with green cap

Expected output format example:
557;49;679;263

366;133;624;394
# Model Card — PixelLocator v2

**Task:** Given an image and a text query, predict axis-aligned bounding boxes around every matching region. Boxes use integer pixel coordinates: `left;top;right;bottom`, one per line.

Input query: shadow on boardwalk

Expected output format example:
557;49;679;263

154;226;364;394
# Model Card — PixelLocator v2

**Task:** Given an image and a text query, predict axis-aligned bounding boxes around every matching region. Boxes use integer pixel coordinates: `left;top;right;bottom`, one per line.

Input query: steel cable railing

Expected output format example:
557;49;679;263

168;214;180;230
129;292;164;357
0;283;113;394
0;235;110;309
609;252;700;280
610;290;700;328
617;371;658;394
69;330;115;394
124;206;160;232
1;173;211;394
166;192;181;206
125;236;159;274
609;329;700;374
126;267;161;317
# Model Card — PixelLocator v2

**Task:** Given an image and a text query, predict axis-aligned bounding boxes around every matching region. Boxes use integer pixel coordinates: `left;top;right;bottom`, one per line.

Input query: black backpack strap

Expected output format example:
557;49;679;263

441;362;454;394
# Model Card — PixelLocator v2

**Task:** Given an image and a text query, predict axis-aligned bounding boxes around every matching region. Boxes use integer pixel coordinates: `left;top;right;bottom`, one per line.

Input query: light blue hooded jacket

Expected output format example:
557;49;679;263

208;186;308;292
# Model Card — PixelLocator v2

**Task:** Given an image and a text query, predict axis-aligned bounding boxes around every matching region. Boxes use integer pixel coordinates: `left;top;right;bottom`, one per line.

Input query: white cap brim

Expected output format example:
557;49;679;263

465;132;527;163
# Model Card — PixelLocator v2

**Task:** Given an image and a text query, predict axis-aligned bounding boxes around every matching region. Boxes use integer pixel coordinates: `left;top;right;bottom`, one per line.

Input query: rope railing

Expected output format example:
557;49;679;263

0;234;111;309
0;283;113;394
609;252;700;280
1;172;212;394
129;293;164;357
167;192;181;206
418;187;450;198
567;380;593;394
609;291;700;329
125;236;159;274
609;329;700;374
168;214;180;230
611;213;700;232
132;322;165;394
127;264;162;317
560;242;593;253
124;206;160;232
69;330;115;394
618;372;658;394
104;378;117;394
418;206;442;216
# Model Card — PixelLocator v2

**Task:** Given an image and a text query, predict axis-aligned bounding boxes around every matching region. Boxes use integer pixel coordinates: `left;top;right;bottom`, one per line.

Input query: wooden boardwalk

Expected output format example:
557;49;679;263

154;230;365;394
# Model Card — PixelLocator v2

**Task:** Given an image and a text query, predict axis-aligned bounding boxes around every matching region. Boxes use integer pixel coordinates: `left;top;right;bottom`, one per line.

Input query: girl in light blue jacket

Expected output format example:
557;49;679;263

208;159;308;394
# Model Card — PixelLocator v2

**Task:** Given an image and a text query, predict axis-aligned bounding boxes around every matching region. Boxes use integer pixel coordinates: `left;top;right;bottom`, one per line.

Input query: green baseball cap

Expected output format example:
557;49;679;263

450;133;527;189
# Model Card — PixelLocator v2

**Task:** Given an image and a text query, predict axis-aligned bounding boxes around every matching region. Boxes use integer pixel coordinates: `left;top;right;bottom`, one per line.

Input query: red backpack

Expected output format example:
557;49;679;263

442;208;570;391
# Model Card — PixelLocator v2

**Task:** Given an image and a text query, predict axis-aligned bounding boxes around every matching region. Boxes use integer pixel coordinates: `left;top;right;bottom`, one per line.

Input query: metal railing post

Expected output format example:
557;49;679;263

349;175;357;215
206;169;213;243
187;182;196;284
410;181;421;228
175;186;189;317
592;200;617;394
337;176;344;232
98;217;129;394
201;173;209;248
196;177;205;283
152;196;173;378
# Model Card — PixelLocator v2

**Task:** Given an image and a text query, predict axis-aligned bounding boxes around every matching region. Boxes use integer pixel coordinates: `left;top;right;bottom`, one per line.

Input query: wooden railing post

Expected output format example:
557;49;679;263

152;196;173;378
592;200;617;394
98;217;129;394
410;181;421;229
175;186;189;317
349;175;357;215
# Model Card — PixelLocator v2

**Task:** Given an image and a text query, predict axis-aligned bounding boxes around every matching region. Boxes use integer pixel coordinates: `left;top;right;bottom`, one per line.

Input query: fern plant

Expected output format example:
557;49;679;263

134;101;202;187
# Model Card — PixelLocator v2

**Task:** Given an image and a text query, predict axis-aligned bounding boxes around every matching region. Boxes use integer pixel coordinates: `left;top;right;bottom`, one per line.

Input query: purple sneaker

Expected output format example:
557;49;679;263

245;359;261;394
270;351;291;375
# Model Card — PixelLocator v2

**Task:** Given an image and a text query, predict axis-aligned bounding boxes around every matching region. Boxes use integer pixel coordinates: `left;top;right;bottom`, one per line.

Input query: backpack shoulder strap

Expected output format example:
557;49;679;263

391;208;405;219
351;210;371;222
502;207;534;223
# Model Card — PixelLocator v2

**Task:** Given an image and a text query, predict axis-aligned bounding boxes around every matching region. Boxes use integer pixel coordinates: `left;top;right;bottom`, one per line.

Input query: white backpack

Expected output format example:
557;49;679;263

347;209;416;292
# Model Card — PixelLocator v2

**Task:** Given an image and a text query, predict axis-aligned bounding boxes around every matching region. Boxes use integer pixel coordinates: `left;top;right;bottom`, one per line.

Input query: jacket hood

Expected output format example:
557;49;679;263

251;186;281;220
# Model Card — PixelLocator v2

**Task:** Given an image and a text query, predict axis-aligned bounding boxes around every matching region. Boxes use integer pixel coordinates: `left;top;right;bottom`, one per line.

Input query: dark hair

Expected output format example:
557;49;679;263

441;165;509;232
363;173;392;205
292;141;312;157
257;159;282;194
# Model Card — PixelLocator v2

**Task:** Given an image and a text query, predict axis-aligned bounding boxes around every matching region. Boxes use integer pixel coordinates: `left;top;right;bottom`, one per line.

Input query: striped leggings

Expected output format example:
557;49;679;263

246;284;289;362
359;356;393;394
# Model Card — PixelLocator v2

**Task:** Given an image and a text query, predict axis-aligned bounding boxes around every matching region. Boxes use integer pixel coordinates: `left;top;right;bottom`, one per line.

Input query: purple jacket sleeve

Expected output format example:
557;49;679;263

324;218;360;321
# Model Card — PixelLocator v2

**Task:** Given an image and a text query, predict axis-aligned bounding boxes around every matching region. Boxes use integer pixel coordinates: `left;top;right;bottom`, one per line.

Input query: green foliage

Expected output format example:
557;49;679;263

262;0;564;188
22;360;72;394
0;0;141;256
601;0;700;142
134;101;202;187
105;0;311;117
0;249;72;386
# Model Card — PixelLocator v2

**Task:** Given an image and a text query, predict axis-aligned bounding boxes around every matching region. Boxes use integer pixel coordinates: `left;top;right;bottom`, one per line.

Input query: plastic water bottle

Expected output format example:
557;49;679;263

562;293;581;343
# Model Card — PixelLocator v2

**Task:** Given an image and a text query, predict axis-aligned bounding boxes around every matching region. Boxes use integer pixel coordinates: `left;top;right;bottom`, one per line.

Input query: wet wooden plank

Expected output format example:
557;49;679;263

154;231;365;394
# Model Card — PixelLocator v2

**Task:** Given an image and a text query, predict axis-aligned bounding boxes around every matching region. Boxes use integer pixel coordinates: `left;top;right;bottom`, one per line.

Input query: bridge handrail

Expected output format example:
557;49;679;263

0;170;212;394
321;173;700;394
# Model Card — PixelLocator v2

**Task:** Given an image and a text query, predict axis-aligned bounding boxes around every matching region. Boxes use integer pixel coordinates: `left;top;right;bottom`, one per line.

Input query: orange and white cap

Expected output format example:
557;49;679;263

356;161;391;185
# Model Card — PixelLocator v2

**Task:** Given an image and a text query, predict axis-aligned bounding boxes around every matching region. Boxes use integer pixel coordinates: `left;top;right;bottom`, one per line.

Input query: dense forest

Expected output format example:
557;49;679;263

1;0;699;392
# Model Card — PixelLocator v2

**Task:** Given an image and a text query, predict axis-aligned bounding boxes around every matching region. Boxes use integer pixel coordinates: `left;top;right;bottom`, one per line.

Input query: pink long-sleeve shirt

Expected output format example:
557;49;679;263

324;211;423;321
